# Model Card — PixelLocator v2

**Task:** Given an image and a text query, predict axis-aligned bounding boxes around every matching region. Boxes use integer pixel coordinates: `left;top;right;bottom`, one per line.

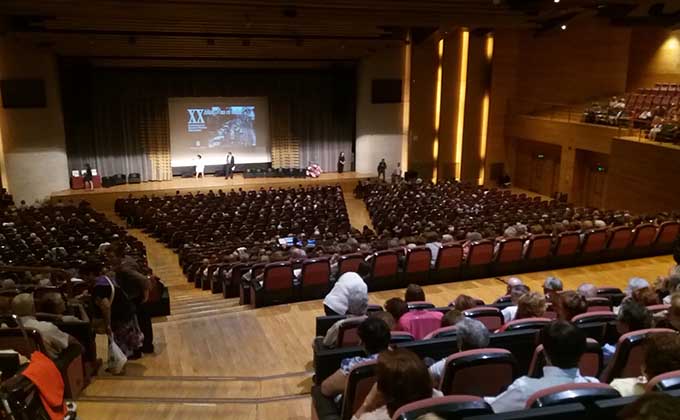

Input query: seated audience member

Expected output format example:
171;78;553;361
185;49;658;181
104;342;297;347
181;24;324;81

577;283;598;298
661;275;680;304
619;393;680;420
654;293;680;331
462;232;483;260
423;231;442;268
515;292;547;320
440;309;463;328
37;292;88;323
323;271;368;316
321;317;391;398
405;284;426;303
556;291;588;321
384;297;409;325
486;321;598;413
632;286;660;306
370;311;396;331
505;277;523;295
450;294;478;311
11;293;77;359
501;284;530;323
397;304;443;340
625;277;650;297
429;318;490;385
353;349;441;420
322;289;369;348
603;300;653;363
611;333;680;397
543;276;563;302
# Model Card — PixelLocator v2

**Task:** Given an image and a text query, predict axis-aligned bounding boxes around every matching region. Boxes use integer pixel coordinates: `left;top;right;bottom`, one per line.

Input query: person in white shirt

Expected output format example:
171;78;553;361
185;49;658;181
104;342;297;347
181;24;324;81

322;289;368;348
486;321;599;413
501;284;530;323
323;271;368;316
423;231;442;268
194;154;205;178
11;293;76;359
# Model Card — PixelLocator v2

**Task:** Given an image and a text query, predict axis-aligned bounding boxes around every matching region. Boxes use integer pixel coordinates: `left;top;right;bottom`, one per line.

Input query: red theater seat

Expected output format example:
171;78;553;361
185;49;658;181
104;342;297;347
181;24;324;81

526;383;620;409
528;338;602;378
439;348;517;397
367;250;399;291
391;395;492;420
645;369;680;392
338;254;364;275
250;262;294;308
403;246;431;284
299;257;331;300
340;360;376;420
655;221;680;252
433;243;463;282
497;317;552;333
462;307;504;331
600;328;676;382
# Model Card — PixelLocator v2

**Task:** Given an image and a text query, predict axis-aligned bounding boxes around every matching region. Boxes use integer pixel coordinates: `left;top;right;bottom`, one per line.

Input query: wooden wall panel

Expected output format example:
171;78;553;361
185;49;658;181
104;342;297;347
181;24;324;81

627;28;680;91
606;139;680;214
515;22;630;105
571;149;609;208
513;138;561;197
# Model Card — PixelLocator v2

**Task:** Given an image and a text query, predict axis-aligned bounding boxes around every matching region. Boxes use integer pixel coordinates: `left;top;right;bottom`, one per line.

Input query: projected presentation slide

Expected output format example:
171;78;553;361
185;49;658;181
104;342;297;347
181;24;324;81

168;97;271;167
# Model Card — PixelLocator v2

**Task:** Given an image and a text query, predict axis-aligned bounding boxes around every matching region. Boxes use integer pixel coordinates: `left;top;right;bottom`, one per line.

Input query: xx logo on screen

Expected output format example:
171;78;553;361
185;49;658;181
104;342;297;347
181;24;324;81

187;109;207;132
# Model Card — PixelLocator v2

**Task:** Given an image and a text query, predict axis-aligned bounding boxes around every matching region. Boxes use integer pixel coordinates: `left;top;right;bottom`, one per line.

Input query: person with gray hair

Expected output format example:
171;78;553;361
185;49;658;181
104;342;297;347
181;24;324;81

502;284;530;322
11;293;75;359
322;288;369;348
543;276;563;301
625;277;650;296
428;318;490;385
577;283;598;298
505;277;523;295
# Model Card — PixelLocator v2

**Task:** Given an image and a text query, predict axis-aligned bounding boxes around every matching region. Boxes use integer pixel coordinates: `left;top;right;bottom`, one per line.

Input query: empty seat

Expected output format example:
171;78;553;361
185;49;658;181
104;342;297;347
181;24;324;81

367;250;399;291
524;234;554;270
337;318;365;348
553;232;581;265
528;338;603;378
526;383;620;409
433;243;463;282
465;240;494;278
299;258;331;300
403;246;432;284
338;254;364;275
654;221;680;251
581;229;607;255
498;317;552;333
494;238;524;264
600;328;676;382
392;395;492;420
630;223;658;252
463;307;504;331
439;348;517;397
340;360;376;420
645;369;680;392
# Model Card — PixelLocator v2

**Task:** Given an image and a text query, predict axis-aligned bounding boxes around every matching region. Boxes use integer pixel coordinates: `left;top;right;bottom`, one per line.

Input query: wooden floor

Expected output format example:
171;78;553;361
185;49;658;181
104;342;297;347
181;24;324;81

66;179;675;420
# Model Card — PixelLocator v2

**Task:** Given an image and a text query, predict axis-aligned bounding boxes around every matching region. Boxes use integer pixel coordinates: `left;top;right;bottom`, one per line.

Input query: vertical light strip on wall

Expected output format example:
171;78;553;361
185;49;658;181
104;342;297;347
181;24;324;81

432;38;444;183
478;32;494;185
401;32;412;171
454;29;469;180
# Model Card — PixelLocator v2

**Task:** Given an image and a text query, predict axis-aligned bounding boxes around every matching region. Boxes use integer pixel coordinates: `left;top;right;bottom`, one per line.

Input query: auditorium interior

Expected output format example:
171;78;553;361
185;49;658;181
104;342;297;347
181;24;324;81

0;0;680;419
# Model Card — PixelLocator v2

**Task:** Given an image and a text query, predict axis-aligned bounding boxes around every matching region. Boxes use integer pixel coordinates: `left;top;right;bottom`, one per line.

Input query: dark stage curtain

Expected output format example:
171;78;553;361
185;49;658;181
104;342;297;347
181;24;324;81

60;61;356;180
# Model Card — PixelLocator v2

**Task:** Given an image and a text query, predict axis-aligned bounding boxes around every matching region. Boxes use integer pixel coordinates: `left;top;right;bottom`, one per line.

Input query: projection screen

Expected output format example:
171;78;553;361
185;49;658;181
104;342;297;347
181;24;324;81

168;97;271;167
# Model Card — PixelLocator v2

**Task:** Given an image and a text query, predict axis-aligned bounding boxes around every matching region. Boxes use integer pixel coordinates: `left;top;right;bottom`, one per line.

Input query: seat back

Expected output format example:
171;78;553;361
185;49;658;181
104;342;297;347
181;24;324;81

600;328;676;382
655;221;680;248
646;304;670;314
337;318;365;348
554;232;580;256
370;250;399;278
0;328;45;357
392;395;492;420
525;234;553;260
405;247;431;273
423;326;458;340
495;238;524;263
467;241;494;266
439;348;517;397
263;262;294;291
407;301;435;311
606;227;633;250
498;317;552;333
645;369;680;392
301;258;331;287
463;307;504;331
526;383;620;409
572;311;617;325
586;297;612;312
338;254;364;275
631;223;658;248
390;331;415;344
435;243;463;270
528;338;602;378
581;229;607;254
340;360;377;420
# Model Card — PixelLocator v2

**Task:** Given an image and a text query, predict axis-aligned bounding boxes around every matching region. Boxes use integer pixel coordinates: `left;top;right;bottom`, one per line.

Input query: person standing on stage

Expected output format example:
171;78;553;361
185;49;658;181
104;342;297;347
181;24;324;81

84;163;94;190
225;152;235;179
391;162;402;183
195;154;205;179
377;158;387;181
337;152;346;174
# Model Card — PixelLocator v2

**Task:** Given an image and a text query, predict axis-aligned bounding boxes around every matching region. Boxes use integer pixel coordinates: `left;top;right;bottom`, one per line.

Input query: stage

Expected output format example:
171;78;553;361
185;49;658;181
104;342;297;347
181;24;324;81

51;172;375;212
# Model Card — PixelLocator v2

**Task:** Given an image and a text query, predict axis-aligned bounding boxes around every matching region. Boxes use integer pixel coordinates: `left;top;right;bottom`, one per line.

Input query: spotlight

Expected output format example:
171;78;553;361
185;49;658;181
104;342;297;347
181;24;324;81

554;0;560;3
560;24;567;30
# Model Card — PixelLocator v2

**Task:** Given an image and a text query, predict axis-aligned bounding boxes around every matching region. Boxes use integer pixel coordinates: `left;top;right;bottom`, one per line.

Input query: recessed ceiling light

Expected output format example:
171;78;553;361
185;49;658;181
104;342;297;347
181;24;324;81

560;24;567;30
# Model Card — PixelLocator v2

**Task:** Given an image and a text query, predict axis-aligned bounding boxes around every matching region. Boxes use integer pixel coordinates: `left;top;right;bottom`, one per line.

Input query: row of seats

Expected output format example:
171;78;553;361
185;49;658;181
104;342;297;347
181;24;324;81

231;221;677;307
